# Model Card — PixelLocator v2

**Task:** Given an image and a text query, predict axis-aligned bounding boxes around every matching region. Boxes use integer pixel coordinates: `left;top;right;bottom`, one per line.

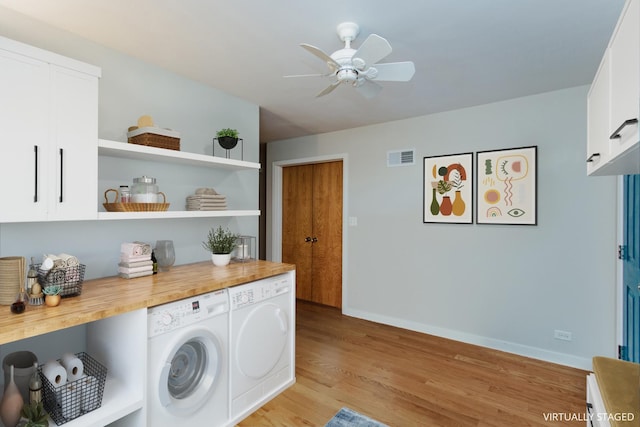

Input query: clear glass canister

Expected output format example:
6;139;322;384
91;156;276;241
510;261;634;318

131;176;159;203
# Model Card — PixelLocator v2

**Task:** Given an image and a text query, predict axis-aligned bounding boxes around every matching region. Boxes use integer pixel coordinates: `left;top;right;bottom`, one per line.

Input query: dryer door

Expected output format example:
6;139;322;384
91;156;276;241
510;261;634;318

154;327;222;416
235;301;289;378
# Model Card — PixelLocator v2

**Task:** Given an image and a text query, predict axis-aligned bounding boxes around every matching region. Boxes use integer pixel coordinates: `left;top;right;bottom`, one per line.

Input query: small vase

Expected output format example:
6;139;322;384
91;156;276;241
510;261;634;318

211;254;231;267
439;196;453;216
452;190;466;216
1;365;24;427
429;188;440;216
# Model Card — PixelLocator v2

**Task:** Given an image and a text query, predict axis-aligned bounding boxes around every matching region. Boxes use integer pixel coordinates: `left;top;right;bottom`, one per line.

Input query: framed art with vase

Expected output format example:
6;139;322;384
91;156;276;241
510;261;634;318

423;152;473;224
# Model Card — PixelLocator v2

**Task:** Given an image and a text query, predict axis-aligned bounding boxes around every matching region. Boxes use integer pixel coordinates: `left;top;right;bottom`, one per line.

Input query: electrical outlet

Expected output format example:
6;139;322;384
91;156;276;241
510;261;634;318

554;330;572;341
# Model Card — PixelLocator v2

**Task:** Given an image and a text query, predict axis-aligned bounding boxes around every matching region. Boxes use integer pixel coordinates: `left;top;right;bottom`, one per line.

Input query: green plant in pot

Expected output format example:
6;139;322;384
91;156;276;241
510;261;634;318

20;401;48;427
43;285;62;307
215;128;239;150
202;226;239;266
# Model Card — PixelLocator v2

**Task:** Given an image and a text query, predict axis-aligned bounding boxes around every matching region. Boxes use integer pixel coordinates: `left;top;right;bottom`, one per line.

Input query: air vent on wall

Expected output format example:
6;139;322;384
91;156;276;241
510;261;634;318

387;149;415;167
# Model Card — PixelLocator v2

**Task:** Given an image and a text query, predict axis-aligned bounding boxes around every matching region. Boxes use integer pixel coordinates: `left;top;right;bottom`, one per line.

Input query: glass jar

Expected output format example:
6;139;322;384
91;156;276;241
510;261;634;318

119;185;131;203
131;176;159;203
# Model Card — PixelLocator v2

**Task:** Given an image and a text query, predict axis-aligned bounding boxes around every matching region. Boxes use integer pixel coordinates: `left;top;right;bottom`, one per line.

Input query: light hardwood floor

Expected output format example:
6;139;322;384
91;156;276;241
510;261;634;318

239;300;588;426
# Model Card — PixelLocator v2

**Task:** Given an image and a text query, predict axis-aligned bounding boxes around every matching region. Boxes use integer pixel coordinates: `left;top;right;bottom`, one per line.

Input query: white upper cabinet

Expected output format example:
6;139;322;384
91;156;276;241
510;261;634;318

0;36;100;222
587;0;640;176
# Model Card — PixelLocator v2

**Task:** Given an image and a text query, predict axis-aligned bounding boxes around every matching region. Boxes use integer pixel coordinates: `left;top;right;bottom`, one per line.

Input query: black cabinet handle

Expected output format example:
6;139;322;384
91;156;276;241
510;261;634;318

33;145;38;202
59;148;64;202
609;118;638;140
304;236;312;242
586;153;600;163
312;237;318;243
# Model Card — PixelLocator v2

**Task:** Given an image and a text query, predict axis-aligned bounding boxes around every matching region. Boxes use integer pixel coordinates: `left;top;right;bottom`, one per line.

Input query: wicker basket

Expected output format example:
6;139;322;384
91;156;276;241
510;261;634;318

103;189;169;212
127;126;180;151
0;256;25;305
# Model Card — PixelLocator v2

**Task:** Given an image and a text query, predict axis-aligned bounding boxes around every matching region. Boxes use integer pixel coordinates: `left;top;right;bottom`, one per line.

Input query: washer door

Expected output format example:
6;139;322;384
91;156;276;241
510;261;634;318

156;327;222;416
236;302;288;379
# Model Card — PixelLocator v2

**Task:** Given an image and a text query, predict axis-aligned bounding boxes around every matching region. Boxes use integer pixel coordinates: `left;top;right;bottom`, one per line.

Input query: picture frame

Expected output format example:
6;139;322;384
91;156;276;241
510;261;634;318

423;152;473;224
476;146;537;225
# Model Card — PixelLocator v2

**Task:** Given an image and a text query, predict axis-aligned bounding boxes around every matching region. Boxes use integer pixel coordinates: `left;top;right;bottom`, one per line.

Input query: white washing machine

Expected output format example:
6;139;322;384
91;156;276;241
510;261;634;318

228;272;296;423
147;289;229;427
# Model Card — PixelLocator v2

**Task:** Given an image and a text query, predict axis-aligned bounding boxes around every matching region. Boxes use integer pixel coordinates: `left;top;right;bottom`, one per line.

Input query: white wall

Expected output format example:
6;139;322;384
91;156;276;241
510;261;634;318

267;86;617;369
0;6;260;281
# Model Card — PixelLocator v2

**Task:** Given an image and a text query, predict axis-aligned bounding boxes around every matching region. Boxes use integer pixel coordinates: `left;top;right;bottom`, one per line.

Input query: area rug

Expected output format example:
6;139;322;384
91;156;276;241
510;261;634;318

325;407;389;427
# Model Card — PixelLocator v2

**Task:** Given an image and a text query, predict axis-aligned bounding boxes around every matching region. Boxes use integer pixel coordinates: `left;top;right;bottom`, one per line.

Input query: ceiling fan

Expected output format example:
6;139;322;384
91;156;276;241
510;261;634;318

288;22;415;98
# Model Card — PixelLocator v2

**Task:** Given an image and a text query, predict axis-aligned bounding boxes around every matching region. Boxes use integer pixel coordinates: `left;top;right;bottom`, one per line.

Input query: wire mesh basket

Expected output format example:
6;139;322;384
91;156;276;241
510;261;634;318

39;352;107;425
36;264;86;297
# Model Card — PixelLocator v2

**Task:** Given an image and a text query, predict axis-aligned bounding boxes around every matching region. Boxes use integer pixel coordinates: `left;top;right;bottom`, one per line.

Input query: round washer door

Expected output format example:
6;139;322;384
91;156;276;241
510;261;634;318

155;327;222;416
236;302;288;378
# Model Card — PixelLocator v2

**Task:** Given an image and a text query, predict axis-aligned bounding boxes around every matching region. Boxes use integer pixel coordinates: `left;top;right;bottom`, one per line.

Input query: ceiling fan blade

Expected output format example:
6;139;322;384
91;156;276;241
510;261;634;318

300;43;340;70
352;34;392;68
284;73;330;78
367;61;416;82
316;81;341;97
355;80;382;99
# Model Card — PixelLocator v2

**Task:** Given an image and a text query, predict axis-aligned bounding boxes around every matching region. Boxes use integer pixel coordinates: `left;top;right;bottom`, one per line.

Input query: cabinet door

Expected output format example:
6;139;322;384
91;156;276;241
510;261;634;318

587;50;611;175
609;0;640;157
0;48;49;222
48;65;98;220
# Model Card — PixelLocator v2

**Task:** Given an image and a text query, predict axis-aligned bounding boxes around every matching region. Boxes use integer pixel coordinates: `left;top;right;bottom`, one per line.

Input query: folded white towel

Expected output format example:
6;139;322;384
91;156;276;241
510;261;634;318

120;254;151;263
118;266;153;274
118;260;153;268
119;270;154;279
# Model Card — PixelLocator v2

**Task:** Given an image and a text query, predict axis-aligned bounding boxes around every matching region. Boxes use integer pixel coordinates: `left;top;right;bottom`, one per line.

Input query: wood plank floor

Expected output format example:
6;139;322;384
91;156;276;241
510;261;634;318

238;300;588;426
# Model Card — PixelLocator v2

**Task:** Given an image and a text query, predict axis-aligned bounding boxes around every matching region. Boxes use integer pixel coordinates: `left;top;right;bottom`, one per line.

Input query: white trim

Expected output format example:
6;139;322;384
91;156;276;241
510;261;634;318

271;154;349;310
343;306;592;370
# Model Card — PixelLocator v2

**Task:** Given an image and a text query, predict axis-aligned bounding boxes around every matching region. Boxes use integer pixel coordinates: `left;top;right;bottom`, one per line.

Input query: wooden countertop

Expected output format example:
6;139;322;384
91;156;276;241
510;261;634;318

593;356;640;427
0;260;294;345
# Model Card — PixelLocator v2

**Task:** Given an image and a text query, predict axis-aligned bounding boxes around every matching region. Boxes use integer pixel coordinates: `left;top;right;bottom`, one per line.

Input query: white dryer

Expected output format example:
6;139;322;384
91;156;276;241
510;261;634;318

228;272;296;423
147;289;229;427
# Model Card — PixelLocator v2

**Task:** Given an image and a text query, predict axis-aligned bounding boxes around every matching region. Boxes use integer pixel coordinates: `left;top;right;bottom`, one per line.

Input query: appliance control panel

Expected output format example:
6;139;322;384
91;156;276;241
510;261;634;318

148;289;228;337
229;274;291;310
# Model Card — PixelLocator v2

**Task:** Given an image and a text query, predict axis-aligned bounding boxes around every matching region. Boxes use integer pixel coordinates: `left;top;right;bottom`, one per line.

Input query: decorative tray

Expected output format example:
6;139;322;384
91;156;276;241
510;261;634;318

102;189;169;212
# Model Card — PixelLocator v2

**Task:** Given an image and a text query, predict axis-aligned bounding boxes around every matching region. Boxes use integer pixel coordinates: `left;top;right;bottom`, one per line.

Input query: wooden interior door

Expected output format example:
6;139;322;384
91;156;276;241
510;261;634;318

311;161;342;307
282;161;342;308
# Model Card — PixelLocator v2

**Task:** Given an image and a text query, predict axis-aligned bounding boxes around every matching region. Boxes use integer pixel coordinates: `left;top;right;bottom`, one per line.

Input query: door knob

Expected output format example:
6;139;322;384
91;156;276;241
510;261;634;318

312;237;318;243
304;237;312;242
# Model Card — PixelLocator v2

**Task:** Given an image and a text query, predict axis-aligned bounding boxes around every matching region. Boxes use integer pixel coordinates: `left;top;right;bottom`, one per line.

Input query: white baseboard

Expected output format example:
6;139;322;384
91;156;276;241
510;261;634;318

342;306;592;371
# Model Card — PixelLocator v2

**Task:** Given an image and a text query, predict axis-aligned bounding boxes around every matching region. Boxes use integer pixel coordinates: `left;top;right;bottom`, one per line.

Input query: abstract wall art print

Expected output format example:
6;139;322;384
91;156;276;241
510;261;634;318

476;146;537;225
423;152;473;224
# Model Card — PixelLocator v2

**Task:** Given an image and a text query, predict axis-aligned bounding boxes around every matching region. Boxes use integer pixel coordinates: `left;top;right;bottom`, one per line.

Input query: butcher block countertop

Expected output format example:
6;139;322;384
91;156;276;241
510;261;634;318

0;260;294;346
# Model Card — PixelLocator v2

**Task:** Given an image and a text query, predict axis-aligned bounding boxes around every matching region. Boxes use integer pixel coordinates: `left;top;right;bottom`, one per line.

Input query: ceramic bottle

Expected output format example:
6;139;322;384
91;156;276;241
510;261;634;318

0;364;25;427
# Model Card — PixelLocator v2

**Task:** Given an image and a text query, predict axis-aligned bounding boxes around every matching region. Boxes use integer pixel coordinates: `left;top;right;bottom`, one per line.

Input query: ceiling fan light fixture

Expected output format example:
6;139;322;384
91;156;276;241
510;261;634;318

336;68;358;83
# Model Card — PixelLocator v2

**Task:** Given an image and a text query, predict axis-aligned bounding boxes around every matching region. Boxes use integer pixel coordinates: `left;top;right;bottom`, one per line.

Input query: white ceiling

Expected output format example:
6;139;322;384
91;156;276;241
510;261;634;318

0;0;625;142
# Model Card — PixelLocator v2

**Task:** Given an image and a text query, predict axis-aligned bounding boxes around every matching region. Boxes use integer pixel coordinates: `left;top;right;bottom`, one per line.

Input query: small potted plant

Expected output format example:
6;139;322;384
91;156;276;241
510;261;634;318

19;401;48;427
215;128;239;150
43;285;62;307
202;226;239;266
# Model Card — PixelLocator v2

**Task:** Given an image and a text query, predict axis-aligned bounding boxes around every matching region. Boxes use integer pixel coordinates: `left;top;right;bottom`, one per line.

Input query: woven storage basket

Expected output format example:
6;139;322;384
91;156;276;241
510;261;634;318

0;256;25;305
127;126;180;151
103;189;169;212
